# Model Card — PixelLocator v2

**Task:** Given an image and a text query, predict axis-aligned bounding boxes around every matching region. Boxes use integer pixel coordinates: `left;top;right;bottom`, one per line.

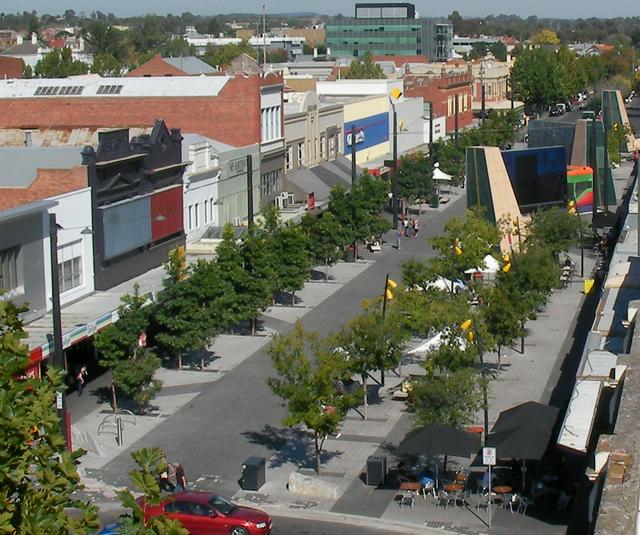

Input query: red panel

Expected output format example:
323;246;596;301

150;186;183;241
29;347;43;364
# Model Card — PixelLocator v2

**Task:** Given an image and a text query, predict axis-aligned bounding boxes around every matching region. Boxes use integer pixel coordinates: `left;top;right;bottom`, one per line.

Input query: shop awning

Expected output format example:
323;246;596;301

284;156;360;203
557;379;603;453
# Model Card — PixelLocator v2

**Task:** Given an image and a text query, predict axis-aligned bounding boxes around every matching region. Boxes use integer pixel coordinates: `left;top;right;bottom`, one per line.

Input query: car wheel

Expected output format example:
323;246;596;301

230;527;249;535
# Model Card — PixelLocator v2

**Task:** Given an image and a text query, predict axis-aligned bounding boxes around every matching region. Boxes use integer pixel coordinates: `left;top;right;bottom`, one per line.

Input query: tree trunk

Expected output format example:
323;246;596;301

314;432;321;473
497;344;502;371
251;317;256;335
325;260;329;281
291;292;295;306
362;372;368;421
177;354;182;370
200;349;205;370
111;382;118;412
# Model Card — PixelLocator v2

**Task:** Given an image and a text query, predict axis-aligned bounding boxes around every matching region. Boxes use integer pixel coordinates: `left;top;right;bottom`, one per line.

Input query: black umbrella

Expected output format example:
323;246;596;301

396;423;481;458
492;401;559;435
486;426;552;461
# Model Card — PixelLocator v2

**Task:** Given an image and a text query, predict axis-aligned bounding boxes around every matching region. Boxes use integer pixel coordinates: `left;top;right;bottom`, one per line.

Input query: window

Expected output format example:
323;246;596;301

286;145;293;170
210;198;214;221
0;246;20;293
320;135;326;159
260;169;281;198
57;240;83;293
188;205;194;230
329;134;336;155
297;142;305;165
194;203;199;228
204;200;209;223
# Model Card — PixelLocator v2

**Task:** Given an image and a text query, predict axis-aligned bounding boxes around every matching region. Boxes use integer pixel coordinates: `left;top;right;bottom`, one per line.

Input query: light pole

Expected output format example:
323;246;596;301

49;213;71;451
479;61;486;123
390;89;403;230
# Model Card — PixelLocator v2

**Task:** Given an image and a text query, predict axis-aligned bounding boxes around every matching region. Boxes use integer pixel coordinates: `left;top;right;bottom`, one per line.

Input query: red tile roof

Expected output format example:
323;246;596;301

0;56;23;79
0;166;87;210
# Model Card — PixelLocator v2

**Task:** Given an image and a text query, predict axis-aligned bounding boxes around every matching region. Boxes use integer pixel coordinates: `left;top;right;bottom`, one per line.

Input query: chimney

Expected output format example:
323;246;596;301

313;47;318;58
31;32;37;45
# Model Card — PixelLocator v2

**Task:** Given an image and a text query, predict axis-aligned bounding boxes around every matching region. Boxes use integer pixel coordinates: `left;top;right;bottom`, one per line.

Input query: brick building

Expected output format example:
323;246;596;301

0;72;286;207
0;56;23;78
126;53;217;77
404;73;474;134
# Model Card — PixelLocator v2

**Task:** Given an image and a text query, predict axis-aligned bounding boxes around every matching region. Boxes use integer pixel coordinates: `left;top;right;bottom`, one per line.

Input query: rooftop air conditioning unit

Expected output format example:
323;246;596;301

232;217;242;226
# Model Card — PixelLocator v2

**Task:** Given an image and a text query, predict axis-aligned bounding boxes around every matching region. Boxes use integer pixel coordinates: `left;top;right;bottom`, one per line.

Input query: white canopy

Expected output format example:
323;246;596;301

433;167;453;181
407;330;467;356
464;254;500;275
424;276;465;292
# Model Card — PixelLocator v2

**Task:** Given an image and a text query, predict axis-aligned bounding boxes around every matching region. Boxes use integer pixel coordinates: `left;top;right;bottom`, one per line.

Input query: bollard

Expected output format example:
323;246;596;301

116;416;123;446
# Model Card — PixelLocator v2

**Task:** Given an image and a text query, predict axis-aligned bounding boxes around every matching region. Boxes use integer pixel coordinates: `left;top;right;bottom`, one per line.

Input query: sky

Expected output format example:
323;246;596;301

0;0;637;20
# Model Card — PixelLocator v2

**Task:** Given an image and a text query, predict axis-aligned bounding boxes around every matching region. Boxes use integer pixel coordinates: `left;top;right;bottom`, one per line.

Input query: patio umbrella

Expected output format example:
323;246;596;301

491;401;559;435
396;423;482;458
485;427;552;461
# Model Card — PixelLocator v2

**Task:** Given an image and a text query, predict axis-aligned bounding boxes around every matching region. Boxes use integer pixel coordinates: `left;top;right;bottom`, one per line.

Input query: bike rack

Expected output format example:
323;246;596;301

97;409;137;447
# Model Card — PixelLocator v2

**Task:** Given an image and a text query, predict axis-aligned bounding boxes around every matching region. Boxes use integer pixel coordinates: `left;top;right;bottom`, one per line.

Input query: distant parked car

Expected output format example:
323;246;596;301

98;524;122;535
139;491;272;535
549;105;564;117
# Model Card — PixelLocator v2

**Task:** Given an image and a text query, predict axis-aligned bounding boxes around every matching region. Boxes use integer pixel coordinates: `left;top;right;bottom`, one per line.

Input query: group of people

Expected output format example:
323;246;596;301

159;451;188;492
400;216;420;238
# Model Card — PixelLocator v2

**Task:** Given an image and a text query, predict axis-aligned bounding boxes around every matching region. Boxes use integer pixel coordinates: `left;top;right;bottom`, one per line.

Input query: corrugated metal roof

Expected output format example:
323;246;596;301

581;350;617;378
557;379;602;453
0;74;232;98
163;56;217;75
0;147;83;188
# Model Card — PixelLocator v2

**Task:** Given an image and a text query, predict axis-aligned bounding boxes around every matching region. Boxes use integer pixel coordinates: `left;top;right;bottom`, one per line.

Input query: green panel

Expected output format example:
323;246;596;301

466;147;496;224
602;89;629;153
586;121;617;208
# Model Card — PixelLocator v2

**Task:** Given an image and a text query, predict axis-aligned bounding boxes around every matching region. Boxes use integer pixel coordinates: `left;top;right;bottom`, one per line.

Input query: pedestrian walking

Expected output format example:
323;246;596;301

159;450;176;492
75;365;87;396
401;216;409;237
412;218;419;238
175;463;187;491
395;227;402;250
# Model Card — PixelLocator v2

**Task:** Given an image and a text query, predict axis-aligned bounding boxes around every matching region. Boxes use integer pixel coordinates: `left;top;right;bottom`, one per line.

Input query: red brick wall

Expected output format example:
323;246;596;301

126;54;189;77
405;76;473;134
0;56;23;78
0;75;266;147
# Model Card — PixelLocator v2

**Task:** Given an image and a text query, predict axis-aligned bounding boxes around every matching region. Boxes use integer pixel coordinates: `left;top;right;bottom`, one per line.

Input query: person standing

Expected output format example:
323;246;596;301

175;463;187;491
401;216;409;237
395;227;402;250
76;365;87;396
412;218;419;238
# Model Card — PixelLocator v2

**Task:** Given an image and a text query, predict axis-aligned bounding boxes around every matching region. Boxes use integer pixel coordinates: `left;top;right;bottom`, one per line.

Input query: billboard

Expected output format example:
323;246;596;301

501;146;568;212
567;165;593;214
344;112;389;153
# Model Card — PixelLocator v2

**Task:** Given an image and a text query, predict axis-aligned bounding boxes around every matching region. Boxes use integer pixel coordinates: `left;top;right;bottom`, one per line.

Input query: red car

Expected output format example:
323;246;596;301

140;491;272;535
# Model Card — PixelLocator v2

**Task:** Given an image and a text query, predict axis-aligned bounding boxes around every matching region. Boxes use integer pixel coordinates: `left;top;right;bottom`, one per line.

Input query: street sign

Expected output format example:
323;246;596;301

56;391;63;410
483;447;497;466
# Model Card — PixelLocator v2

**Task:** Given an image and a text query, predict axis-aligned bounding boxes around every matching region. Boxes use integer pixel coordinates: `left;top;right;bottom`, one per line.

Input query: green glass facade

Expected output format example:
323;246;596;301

326;17;452;61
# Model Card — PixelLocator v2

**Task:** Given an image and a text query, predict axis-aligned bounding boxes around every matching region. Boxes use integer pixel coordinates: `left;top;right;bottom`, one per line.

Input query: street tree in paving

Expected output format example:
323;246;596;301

240;226;278;333
343;51;385;79
95;283;161;410
526;207;581;259
215;224;255;330
301;212;349;281
478;283;525;370
0;298;99;534
267;322;357;473
272;222;311;305
337;302;409;417
396;151;433;213
116;447;188;534
429;208;501;292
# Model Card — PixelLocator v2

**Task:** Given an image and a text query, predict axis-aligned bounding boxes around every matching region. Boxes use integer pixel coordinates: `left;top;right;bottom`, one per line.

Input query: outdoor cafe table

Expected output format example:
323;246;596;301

444;483;464;492
493;485;513;494
399;482;421;492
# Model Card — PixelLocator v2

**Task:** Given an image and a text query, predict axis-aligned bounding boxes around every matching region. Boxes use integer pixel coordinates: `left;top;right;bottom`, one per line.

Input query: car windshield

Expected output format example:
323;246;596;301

209;495;237;515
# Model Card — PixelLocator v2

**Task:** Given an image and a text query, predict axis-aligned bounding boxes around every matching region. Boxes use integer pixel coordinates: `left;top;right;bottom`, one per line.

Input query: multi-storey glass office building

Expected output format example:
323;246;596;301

326;3;452;61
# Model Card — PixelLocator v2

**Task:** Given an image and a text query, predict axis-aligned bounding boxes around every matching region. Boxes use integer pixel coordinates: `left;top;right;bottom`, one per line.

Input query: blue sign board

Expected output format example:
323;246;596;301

344;112;389;153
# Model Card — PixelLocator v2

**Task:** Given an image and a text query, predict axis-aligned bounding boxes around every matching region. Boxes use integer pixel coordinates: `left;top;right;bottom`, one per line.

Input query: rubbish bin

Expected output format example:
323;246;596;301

345;244;356;263
241;456;265;491
366;455;387;486
430;192;439;208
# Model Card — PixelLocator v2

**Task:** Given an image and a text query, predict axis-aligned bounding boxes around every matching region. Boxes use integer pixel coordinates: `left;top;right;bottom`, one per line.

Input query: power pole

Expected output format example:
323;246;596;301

591;117;599;231
246;154;254;227
392;106;398;229
454;94;459;144
262;4;267;66
350;126;357;184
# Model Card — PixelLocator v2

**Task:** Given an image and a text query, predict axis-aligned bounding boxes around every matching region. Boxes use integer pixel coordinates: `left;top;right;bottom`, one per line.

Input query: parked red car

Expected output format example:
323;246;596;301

139;491;272;535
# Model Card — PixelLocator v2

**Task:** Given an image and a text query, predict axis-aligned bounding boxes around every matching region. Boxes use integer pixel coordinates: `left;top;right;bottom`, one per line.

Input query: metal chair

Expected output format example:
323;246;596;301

502;493;516;514
399;490;415;509
475;493;490;512
517;496;531;515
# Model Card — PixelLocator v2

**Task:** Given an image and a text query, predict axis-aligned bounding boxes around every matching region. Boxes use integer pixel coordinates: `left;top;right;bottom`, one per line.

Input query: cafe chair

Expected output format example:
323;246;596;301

399;490;415;509
517;496;531;515
502;493;516;514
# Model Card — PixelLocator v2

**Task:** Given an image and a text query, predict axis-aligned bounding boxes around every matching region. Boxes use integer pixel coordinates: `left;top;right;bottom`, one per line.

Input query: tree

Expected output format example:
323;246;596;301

154;249;221;370
302;212;348;280
530;29;560;45
526;207;580;258
337;302;409;417
34;47;89;78
203;41;257;68
91;52;125;76
429;208;501;292
240;226;277;333
159;37;196;58
115;448;188;534
0;298;99;533
95;284;161;410
479;284;524;369
266;322;357;473
396;151;433;211
344;51;385;79
510;46;570;110
83;21;128;60
272;223;311;305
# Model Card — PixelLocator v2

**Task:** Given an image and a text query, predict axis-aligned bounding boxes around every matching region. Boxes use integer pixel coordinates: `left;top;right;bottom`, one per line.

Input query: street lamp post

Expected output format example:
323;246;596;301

49;213;71;451
480;62;486;123
392;103;399;229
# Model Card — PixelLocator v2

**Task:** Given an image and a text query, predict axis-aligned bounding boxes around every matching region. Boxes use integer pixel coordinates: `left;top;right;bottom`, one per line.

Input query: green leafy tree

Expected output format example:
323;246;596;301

203;41;257;68
83;21;128;60
34;47;89;78
272;223;311;305
337;302;409;417
396;151;433;210
429;208;501;292
302;212;348;280
115;448;188;534
344;51;385;79
0;298;99;533
95;284;161;410
511;46;570;110
478;284;524;369
526;207;580;258
267;322;357;473
240;226;277;333
159;37;196;57
91;52;125;76
530;29;560;45
154;249;219;370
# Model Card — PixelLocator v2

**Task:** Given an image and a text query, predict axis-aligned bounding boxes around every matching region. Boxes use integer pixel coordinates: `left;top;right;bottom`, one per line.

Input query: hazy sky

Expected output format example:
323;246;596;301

1;0;636;20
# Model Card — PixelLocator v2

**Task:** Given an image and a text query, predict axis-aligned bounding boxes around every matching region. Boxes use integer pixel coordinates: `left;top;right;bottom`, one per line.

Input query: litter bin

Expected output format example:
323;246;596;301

430;192;439;208
241;456;265;491
366;455;387;486
345;244;356;263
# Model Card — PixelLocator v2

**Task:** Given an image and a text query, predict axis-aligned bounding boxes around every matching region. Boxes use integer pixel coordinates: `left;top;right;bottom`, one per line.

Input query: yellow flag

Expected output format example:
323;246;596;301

460;319;472;331
385;288;394;300
387;278;398;289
